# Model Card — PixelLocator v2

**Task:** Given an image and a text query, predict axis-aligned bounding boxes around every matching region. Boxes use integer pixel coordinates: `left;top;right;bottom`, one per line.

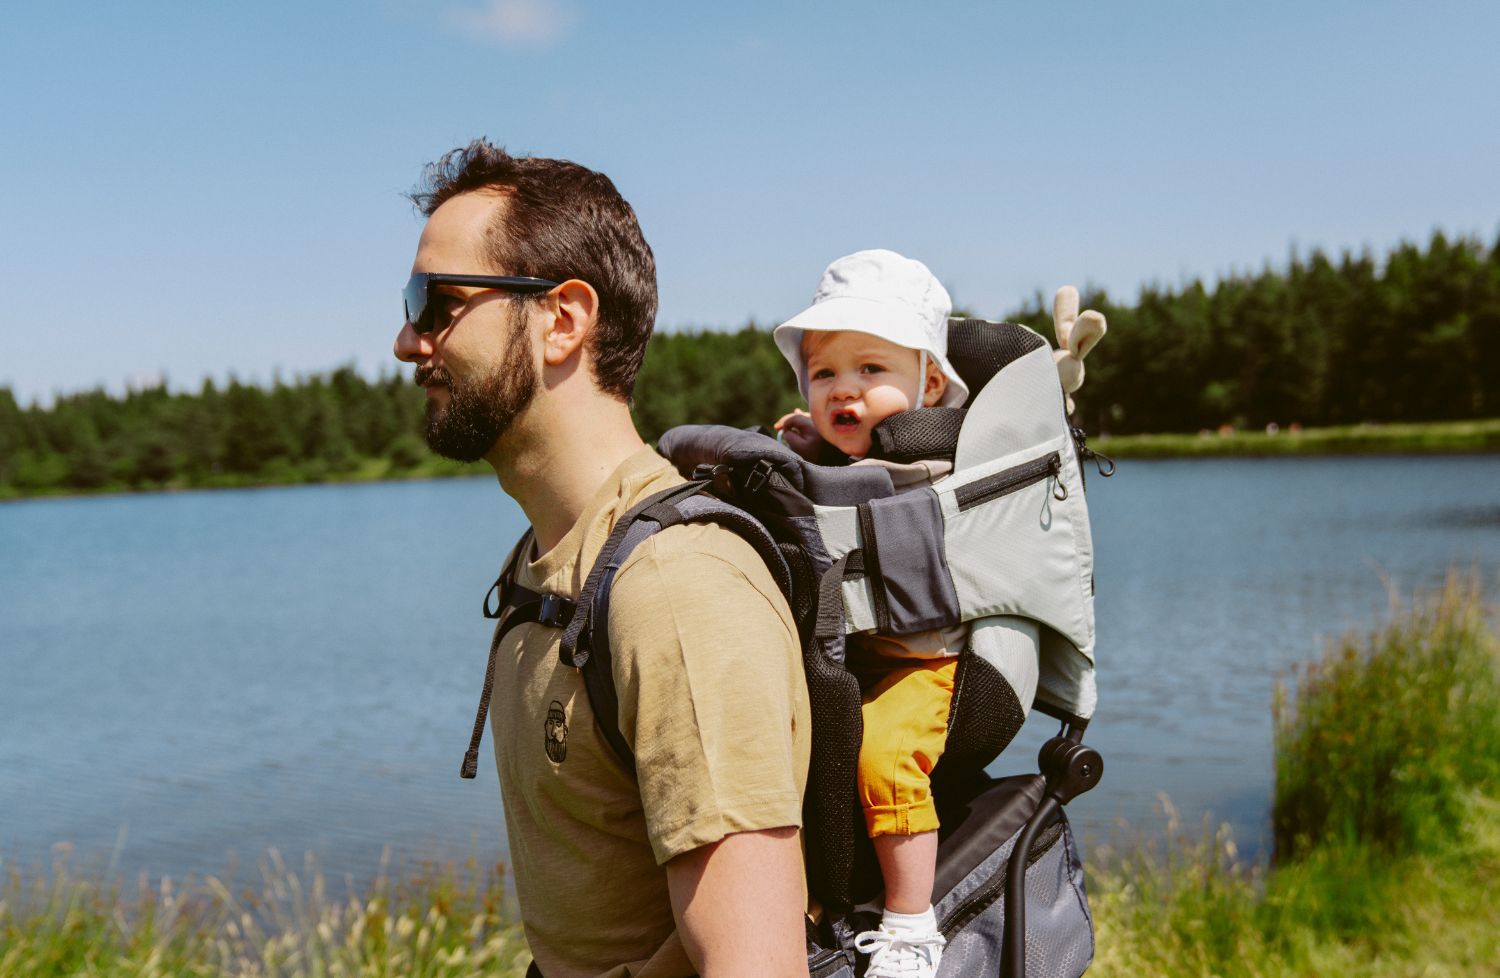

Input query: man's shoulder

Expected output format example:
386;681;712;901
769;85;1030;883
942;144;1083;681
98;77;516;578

618;517;781;597
607;514;798;648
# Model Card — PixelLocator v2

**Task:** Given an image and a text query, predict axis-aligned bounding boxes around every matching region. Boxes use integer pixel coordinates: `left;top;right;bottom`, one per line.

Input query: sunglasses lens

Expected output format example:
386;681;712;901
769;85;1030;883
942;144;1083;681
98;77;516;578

403;275;431;333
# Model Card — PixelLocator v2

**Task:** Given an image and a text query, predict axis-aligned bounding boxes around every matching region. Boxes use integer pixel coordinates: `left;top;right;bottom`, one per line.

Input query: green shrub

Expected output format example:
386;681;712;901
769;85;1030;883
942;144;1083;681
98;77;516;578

1272;573;1500;860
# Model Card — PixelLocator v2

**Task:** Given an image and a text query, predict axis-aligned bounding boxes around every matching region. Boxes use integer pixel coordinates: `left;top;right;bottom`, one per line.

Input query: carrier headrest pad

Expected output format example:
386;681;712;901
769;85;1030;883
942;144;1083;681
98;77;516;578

946;320;1048;408
659;425;804;481
657;425;895;505
867;407;966;464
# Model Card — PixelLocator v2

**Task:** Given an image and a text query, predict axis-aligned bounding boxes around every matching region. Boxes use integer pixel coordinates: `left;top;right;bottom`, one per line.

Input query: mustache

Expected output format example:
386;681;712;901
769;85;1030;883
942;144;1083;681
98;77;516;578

414;365;451;388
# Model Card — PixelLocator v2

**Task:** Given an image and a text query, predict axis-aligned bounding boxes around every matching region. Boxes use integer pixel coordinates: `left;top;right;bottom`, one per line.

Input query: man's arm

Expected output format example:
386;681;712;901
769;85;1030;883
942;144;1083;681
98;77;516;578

666;826;810;978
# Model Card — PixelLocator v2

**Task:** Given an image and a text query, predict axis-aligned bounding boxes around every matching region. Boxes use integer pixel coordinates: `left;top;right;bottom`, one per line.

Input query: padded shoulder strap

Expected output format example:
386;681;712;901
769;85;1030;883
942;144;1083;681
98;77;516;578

570;485;793;772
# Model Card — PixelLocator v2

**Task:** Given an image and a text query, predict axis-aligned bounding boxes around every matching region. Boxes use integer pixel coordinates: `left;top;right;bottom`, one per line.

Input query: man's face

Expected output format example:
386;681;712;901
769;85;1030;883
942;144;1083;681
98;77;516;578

394;193;539;461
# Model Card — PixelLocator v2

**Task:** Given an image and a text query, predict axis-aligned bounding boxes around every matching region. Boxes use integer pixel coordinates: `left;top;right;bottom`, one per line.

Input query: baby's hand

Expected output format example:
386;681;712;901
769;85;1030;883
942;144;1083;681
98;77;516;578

775;409;823;461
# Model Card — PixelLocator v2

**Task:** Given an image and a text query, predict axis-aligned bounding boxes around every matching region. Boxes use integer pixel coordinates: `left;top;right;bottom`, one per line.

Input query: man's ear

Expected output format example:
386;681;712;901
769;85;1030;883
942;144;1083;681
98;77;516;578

541;279;600;367
924;362;948;406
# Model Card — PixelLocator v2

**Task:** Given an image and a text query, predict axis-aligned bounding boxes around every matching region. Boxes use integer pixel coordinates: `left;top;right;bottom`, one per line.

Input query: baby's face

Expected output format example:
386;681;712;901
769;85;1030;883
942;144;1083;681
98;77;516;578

803;330;937;458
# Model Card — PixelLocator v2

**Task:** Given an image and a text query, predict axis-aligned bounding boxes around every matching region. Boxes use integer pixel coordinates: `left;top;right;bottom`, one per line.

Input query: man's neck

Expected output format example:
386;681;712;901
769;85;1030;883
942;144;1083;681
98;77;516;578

488;395;648;556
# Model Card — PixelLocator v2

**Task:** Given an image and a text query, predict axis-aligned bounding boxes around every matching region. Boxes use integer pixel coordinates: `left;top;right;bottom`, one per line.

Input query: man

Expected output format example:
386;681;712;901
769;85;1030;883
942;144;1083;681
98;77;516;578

392;140;812;978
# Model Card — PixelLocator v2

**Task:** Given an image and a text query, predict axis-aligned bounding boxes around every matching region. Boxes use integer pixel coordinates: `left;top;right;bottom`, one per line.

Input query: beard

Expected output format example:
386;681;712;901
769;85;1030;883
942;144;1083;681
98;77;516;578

415;304;538;462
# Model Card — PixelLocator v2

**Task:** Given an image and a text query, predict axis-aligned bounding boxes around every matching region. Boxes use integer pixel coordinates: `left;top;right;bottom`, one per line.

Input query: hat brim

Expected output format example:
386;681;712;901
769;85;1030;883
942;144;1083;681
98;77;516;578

774;297;970;408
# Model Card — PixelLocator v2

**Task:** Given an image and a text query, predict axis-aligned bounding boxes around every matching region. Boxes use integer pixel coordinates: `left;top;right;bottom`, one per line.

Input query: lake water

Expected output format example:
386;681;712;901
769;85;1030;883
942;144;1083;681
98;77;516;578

3;455;1498;885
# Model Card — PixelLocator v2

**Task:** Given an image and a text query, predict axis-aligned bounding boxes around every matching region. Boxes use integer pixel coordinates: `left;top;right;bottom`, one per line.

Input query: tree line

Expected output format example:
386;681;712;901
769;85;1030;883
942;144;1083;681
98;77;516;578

2;230;1496;496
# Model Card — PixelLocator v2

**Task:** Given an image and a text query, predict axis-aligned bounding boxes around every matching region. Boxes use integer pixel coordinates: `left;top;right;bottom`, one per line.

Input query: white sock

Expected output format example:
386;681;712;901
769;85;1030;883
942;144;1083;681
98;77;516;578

881;905;937;934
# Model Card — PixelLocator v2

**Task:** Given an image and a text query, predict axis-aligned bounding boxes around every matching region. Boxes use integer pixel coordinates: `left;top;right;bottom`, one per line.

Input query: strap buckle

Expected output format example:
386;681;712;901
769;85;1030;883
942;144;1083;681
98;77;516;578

692;463;735;497
538;593;574;628
744;459;774;494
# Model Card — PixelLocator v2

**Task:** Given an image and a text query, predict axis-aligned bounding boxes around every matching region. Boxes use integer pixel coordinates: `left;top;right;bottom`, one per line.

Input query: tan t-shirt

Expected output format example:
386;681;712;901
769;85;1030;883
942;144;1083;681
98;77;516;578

492;447;811;978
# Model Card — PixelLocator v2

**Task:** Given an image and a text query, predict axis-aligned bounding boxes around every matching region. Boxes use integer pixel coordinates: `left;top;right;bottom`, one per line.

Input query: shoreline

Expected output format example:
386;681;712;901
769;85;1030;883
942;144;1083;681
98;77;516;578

3;419;1498;502
1094;417;1500;459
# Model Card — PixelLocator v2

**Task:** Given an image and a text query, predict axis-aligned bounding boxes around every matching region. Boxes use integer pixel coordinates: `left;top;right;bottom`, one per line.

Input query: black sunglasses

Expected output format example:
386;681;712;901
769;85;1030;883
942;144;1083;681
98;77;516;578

403;272;561;334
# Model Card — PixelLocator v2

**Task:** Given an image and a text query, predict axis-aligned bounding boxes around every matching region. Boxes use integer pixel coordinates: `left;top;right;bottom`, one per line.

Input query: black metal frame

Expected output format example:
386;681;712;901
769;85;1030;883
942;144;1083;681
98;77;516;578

1002;722;1103;978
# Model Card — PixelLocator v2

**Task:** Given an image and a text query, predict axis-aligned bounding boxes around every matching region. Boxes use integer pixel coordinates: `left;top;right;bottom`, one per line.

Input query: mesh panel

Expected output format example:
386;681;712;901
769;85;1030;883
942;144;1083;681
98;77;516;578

933;817;1093;978
947;320;1047;407
802;635;875;910
778;542;817;634
867;408;966;463
936;654;1027;778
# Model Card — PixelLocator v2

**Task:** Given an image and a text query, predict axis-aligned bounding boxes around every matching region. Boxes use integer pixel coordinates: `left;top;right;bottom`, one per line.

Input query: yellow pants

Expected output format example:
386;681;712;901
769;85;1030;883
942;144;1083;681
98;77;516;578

857;655;958;837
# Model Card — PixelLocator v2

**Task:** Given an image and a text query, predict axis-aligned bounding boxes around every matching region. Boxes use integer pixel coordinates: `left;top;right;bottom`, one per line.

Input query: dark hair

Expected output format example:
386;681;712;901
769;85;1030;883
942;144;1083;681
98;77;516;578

409;140;657;401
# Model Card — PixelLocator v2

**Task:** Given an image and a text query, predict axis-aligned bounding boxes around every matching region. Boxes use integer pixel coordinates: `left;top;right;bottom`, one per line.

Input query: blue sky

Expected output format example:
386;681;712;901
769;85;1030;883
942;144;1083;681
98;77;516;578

2;0;1496;404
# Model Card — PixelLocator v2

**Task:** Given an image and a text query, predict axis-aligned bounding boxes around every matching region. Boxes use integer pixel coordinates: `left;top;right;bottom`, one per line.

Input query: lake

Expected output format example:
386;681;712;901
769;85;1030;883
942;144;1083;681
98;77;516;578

3;454;1498;885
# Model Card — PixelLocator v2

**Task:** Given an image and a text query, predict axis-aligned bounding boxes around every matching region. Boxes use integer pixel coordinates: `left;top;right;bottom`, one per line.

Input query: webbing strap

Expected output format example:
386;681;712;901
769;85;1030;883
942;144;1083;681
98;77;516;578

814;549;863;642
460;529;577;780
854;504;890;632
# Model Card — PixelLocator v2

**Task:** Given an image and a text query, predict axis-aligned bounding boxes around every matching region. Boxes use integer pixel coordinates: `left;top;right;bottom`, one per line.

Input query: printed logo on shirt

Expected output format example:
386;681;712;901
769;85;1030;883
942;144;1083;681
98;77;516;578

544;699;569;763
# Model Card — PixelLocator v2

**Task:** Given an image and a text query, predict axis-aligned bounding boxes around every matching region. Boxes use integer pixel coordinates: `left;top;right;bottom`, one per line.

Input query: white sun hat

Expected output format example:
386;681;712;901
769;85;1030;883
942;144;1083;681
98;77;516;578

773;249;969;408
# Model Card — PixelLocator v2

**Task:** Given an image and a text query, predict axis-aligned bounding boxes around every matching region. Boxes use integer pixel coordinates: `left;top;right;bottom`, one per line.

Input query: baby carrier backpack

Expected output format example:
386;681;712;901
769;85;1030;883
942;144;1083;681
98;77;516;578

462;319;1110;978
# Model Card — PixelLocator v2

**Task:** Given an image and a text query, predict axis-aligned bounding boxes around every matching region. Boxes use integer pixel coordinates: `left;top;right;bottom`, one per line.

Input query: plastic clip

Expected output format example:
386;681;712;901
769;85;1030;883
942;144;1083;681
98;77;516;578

744;459;774;494
537;593;573;628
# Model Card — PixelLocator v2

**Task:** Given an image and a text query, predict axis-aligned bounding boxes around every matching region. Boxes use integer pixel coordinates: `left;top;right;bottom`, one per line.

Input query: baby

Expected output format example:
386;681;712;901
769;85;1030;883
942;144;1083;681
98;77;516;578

772;249;970;978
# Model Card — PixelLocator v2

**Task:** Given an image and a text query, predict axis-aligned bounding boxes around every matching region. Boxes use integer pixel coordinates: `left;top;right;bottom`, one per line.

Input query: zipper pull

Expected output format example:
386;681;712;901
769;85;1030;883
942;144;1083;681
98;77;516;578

1070;424;1117;478
1050;456;1068;501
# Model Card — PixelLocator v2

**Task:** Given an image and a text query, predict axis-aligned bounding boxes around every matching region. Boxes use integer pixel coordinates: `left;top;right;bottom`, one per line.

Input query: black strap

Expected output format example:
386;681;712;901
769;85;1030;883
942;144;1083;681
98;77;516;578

814;549;862;642
482;530;532;620
461;530;578;780
854;503;890;631
579;574;636;775
466;483;793;780
576;488;795;773
558;480;709;667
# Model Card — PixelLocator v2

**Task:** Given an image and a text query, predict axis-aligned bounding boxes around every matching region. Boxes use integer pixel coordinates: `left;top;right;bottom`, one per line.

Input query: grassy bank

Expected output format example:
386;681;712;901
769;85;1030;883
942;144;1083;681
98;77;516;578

4;578;1496;976
1094;417;1500;459
1092;573;1500;977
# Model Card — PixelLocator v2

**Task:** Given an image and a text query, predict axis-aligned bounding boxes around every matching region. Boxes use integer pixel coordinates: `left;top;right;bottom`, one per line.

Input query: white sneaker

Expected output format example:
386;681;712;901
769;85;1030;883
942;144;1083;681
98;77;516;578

855;925;946;978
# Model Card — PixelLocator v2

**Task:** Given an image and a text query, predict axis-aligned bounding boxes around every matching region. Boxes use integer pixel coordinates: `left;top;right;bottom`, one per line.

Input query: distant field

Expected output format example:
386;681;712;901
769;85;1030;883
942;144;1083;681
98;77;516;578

1094;418;1500;459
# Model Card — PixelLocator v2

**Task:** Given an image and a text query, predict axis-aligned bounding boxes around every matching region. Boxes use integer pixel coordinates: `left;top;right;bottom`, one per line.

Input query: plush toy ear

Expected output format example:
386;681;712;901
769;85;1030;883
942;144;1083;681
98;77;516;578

1070;309;1107;360
1054;348;1084;393
1053;286;1080;350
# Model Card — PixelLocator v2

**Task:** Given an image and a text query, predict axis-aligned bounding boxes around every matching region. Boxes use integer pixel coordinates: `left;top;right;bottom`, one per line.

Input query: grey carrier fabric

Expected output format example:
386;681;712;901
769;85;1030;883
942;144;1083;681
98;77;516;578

463;320;1110;978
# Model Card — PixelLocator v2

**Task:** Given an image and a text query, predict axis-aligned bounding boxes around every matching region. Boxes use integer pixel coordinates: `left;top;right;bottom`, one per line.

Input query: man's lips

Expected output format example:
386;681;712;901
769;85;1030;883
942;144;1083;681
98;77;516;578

414;365;451;397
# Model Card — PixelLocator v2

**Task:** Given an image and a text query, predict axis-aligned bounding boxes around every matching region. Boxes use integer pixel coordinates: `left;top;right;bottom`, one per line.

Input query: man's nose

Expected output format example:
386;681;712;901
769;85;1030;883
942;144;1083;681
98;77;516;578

393;321;433;363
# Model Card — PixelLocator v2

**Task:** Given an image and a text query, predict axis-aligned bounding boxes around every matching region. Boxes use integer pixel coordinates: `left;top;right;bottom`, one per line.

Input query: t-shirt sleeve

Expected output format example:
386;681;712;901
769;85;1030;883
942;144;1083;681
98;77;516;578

607;526;809;865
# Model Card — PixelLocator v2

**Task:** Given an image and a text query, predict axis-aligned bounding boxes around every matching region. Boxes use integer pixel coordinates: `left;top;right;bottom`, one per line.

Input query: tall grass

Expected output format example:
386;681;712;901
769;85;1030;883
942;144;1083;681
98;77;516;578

0;850;531;978
1273;572;1500;860
1092;573;1500;977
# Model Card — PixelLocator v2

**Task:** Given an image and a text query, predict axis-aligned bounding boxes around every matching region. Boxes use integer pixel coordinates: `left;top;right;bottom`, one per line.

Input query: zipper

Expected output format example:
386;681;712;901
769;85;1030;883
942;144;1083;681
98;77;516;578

938;820;1063;938
953;452;1061;512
